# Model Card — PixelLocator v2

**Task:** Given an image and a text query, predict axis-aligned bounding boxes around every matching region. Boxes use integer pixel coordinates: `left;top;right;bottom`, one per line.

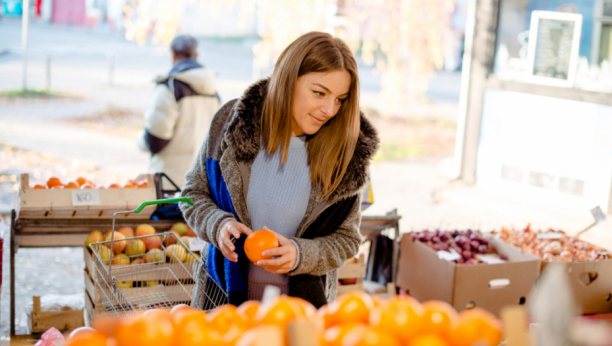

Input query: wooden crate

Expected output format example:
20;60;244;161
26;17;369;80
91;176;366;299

337;254;366;295
30;296;84;333
17;174;157;219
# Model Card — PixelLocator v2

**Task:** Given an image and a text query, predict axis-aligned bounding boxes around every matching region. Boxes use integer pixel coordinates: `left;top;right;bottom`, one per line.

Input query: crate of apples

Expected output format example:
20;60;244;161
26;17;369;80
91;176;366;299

495;224;609;262
410;229;505;265
65;291;503;346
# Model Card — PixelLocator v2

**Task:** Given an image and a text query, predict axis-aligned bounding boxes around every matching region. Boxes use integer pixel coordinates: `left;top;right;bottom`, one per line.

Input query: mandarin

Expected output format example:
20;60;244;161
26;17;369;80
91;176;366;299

244;230;279;262
76;177;88;186
236;325;284;346
420;301;459;341
51;185;65;189
370;296;424;343
81;183;95;189
343;326;401;346
32;184;47;189
174;312;224;346
46;177;63;188
206;304;249;335
114;310;174;346
288;296;318;319
449;308;503;346
408;334;449;346
66;330;114;346
108;183;121;189
325;291;374;327
237;300;260;327
65;181;80;189
255;296;304;328
321;322;367;346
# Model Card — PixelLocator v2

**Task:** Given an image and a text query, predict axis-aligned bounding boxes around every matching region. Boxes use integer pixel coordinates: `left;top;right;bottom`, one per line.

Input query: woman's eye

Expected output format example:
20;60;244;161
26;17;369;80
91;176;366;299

313;91;324;97
336;98;346;104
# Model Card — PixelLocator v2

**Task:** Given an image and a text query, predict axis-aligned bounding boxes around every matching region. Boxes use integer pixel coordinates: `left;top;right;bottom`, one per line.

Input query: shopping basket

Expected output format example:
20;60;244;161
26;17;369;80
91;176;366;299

88;197;228;317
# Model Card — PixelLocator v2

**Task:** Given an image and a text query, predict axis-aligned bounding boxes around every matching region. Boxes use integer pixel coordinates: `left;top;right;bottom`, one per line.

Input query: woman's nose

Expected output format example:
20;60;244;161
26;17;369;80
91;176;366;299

321;99;335;118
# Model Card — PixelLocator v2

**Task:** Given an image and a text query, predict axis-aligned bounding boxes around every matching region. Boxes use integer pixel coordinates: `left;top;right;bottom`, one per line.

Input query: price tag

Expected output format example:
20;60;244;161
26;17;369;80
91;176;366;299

188;237;206;252
537;233;563;240
71;190;101;206
591;206;606;224
475;254;507;264
437;250;461;262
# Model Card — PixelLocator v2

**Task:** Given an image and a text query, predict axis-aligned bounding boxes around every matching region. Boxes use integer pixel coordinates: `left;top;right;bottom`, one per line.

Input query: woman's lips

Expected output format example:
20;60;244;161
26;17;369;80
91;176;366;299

310;114;325;125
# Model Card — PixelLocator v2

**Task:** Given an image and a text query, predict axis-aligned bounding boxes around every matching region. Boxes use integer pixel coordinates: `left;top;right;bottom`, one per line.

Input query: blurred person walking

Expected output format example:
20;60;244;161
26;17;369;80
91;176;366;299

137;34;221;188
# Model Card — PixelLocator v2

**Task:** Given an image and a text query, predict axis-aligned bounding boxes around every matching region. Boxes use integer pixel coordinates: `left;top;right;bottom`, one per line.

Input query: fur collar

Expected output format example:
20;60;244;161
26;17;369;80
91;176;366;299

225;78;379;201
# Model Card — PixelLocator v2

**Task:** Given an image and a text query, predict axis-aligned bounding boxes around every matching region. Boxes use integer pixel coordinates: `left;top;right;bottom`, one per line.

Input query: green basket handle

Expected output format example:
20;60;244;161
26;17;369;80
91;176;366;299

133;197;194;213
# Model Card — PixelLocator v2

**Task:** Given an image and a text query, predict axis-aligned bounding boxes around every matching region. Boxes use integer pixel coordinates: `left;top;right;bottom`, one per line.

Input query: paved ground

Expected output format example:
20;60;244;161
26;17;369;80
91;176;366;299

1;15;611;342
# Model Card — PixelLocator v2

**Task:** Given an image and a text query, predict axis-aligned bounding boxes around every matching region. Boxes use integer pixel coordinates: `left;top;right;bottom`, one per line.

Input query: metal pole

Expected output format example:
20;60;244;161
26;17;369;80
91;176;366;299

451;0;477;180
107;53;114;86
21;0;31;91
45;54;51;91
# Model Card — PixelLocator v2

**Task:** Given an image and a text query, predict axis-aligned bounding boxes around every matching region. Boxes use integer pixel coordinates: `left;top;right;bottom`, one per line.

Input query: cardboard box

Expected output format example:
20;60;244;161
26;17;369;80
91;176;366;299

396;235;541;316
540;253;612;315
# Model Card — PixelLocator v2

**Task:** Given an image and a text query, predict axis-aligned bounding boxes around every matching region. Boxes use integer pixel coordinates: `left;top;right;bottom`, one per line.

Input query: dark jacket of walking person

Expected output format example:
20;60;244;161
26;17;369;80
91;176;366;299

137;35;220;188
180;31;379;308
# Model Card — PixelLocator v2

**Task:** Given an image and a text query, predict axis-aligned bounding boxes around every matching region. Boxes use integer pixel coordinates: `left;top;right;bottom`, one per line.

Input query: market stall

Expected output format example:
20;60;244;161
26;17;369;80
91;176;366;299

9;173;402;338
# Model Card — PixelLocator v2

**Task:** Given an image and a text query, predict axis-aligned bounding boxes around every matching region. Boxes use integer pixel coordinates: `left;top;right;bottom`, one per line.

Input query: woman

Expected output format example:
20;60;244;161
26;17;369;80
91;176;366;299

180;31;379;308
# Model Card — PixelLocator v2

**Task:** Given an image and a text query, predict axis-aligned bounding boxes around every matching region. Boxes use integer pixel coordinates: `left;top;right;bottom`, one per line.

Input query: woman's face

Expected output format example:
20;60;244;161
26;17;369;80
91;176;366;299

291;70;351;136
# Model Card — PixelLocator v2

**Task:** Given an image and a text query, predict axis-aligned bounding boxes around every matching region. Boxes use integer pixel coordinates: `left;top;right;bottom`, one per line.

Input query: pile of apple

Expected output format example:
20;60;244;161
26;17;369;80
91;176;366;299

495;224;609;262
410;229;502;264
85;222;201;288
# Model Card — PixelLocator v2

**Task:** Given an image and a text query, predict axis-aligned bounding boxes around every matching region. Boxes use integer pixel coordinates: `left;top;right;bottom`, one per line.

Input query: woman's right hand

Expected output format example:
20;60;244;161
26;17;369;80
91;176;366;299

217;219;253;262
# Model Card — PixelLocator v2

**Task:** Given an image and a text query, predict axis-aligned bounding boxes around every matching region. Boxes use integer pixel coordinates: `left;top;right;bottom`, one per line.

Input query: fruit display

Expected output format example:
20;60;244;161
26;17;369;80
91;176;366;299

31;175;148;189
495;224;609;262
65;292;503;346
410;229;504;264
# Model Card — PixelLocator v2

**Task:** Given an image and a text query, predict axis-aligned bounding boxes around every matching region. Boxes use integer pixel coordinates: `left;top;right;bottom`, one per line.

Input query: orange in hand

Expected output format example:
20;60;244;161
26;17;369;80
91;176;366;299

244;230;279;262
449;308;502;346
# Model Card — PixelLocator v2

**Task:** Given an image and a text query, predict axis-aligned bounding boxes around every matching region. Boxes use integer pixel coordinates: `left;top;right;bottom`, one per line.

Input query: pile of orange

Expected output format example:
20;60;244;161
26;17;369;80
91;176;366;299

65;292;502;346
31;176;148;190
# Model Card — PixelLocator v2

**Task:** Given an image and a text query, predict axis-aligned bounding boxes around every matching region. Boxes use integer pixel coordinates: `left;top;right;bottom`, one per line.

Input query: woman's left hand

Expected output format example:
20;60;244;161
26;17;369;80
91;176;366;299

255;227;297;274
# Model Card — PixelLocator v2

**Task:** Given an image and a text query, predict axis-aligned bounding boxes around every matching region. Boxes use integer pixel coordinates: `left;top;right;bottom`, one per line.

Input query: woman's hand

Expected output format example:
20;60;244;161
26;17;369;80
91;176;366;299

256;227;298;274
217;220;253;262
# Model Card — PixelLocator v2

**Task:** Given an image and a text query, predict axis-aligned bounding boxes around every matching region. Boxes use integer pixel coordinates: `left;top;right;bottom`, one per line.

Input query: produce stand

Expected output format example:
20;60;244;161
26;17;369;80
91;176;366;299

9;180;403;337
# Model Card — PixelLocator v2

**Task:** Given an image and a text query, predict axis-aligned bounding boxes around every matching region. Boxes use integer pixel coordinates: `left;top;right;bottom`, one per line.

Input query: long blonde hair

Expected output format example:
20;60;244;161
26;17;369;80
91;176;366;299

261;32;361;198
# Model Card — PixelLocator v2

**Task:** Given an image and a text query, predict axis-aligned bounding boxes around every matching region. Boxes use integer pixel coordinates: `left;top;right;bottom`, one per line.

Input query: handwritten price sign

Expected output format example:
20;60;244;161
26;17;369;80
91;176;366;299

71;190;101;206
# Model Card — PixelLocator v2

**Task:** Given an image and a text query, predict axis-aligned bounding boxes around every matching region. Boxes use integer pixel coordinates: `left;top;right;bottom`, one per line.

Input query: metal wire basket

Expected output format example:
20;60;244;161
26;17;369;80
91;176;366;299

88;198;228;318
